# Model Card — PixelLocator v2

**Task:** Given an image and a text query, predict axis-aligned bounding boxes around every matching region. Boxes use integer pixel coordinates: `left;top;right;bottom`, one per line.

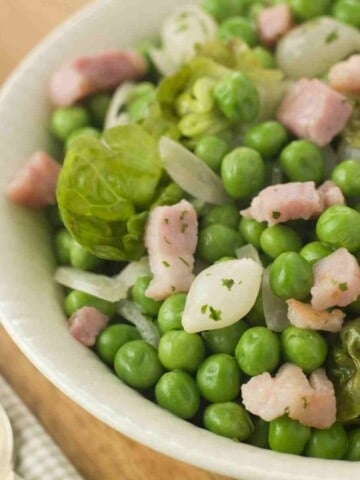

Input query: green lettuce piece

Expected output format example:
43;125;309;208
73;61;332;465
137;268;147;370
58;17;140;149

57;125;162;261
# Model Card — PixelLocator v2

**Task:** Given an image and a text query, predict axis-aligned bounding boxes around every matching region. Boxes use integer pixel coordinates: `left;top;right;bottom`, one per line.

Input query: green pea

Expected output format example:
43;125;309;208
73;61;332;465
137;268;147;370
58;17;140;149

64;290;116;318
348;296;360;314
316;205;360;253
195;135;230;172
158;330;206;373
305;424;348;459
300;241;332;265
203;204;240;230
244;121;289;159
332;0;360;27
289;0;332;20
55;229;73;264
132;276;162;317
252;46;275;69
269;252;313;301
202;320;248;355
196;354;241;402
235;326;280;376
247;418;269;448
213;72;260;124
281;326;328;374
51;106;90;142
260;225;302;259
221;147;265;199
114;340;163;389
157;293;186;333
69;241;103;271
332;160;360;197
246;293;265;327
203;402;254;441
201;0;248;22
87;93;111;128
218;17;258;46
269;416;311;455
65;127;101;151
214;256;236;263
47;204;63;228
155;370;200;419
96;324;141;365
346;429;360;460
128;90;156;123
280;140;324;183
239;217;266;249
198;224;244;263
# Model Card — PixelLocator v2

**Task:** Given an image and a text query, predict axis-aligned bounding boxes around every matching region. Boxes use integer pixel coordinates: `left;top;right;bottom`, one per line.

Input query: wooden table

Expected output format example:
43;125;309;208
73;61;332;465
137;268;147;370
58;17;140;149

0;2;232;479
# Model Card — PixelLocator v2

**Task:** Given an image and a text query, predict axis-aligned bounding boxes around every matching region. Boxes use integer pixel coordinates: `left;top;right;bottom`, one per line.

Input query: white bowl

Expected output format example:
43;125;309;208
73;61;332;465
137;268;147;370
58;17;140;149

0;1;358;478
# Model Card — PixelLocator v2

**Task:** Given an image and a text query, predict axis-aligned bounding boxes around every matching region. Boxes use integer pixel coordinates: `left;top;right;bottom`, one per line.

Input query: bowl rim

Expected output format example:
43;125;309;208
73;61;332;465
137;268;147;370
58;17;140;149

0;1;359;479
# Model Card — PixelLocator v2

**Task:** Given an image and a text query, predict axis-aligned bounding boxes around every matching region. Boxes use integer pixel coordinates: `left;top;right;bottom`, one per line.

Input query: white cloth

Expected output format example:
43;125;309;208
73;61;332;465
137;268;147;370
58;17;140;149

0;375;83;480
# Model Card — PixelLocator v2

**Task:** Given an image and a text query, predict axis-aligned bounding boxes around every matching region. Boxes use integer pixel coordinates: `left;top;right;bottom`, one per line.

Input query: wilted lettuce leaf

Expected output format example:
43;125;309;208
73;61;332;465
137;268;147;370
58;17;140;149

57;125;162;261
329;318;360;422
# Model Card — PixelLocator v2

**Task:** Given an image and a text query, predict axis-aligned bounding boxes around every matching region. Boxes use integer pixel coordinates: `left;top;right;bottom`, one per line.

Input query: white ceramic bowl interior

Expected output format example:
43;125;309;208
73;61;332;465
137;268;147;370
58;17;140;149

0;1;358;478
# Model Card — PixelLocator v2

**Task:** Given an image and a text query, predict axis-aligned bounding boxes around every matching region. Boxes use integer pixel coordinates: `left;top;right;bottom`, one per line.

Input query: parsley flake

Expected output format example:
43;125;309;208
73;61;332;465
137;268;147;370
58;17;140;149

201;304;208;314
179;256;190;267
339;282;348;292
325;30;338;43
222;278;235;291
272;211;281;219
164;218;169;224
181;223;188;233
209;306;222;321
180;210;188;221
163;236;172;245
162;260;170;268
170;285;176;292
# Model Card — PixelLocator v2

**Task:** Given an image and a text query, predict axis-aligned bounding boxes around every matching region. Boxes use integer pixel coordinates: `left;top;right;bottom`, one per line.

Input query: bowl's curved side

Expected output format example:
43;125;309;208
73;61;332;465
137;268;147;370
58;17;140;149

0;1;358;479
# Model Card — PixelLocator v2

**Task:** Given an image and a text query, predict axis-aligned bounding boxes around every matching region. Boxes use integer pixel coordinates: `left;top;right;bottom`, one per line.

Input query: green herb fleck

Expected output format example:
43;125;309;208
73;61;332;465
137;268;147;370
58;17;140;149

164;218;169;224
302;397;308;409
222;278;235;291
209;306;222;321
325;30;338;43
163;236;172;245
180;210;188;221
170;285;176;292
181;223;188;233
179;256;190;267
162;260;170;268
201;304;208;314
272;211;281;219
339;282;348;292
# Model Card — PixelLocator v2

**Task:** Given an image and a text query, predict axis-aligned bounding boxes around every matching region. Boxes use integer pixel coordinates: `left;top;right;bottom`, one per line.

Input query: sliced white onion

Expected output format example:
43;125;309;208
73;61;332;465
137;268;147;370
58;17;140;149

55;257;150;303
182;259;263;333
149;47;178;76
337;140;360;162
159;136;230;205
276;17;360;79
261;266;289;332
104;82;135;130
236;244;262;267
117;300;160;348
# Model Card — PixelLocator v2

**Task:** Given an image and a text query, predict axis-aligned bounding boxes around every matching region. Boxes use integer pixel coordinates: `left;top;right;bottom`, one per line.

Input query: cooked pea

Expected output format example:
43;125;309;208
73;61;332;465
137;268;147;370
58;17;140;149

221;147;265;199
269;252;314;301
235;326;280;376
128;89;156;123
213;72;260;123
332;160;360;196
202;0;248;22
246;293;266;327
69;241;103;271
346;429;360;460
132;276;162;316
269;416;311;455
51;106;90;142
260;225;302;259
316;205;360;253
87;93;111;128
203;204;240;230
252;46;276;69
239;217;266;249
55;229;73;264
195;135;230;172
158;330;206;373
203;402;254;441
300;241;332;265
248;418;269;448
332;0;360;27
244;121;289;159
155;371;200;419
64;290;116;318
96;324;141;365
218;17;258;46
114;340;163;389
281;326;328;373
157;293;186;333
289;0;332;20
198;224;244;263
305;424;348;459
280;140;324;183
202;320;248;355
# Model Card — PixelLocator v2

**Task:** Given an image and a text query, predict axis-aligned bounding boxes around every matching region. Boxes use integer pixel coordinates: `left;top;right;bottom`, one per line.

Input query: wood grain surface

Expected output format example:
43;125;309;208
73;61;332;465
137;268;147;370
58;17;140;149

0;2;232;479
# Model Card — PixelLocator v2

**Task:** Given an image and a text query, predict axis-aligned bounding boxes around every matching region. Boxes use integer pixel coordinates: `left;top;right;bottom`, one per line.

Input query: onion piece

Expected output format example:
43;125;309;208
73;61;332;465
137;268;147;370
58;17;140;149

104;82;135;130
159;136;230;205
149;48;177;76
236;244;262;267
276;17;360;79
55;257;150;303
261;266;289;332
117;300;160;348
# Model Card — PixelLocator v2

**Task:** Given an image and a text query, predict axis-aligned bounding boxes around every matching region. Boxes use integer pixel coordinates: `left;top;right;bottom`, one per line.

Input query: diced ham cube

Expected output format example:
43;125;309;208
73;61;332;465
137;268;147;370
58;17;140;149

240;181;323;226
69;306;108;347
311;248;360;311
241;363;336;429
145;199;198;301
49;50;147;107
318;180;345;208
277;79;353;147
287;299;345;333
257;4;293;47
329;55;360;94
6;151;61;208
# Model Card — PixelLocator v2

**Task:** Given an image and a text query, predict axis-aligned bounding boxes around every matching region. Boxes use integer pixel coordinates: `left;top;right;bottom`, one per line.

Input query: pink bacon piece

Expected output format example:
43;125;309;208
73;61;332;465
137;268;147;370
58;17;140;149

287;299;345;333
69;306;108;347
329;54;360;94
257;4;293;47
